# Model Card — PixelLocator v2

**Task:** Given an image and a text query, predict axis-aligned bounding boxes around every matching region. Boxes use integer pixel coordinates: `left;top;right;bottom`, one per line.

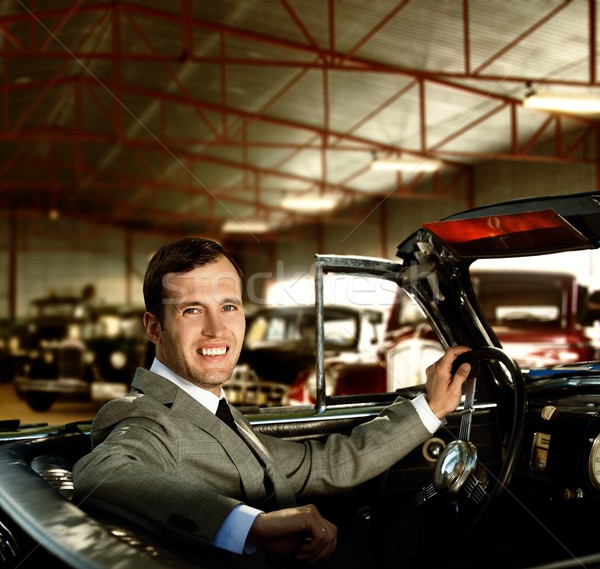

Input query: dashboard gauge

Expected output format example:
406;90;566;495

588;433;600;490
531;432;551;471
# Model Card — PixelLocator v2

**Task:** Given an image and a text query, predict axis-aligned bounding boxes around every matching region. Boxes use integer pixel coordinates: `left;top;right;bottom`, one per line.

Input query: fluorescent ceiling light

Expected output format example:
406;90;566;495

371;157;440;172
523;93;600;114
221;219;269;233
280;194;337;213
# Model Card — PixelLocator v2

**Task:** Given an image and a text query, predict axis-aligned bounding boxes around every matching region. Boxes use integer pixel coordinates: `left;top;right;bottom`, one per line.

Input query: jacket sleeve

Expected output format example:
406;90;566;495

259;397;431;497
73;415;242;551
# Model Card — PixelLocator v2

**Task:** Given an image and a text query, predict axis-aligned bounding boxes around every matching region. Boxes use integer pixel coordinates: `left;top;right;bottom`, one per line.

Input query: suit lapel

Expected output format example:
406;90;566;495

132;369;290;508
170;386;270;507
233;408;297;509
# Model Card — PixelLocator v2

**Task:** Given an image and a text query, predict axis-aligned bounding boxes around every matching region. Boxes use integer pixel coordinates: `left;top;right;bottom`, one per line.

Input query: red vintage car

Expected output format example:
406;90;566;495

384;269;600;390
290;268;600;402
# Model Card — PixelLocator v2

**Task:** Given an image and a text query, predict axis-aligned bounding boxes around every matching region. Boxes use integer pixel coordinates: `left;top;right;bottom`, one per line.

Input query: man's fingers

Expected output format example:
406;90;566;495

296;518;337;562
454;362;472;379
425;346;473;419
449;348;473;385
249;505;337;562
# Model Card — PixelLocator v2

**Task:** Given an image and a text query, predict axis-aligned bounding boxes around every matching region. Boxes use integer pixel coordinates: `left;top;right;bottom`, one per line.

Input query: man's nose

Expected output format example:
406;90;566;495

202;310;225;336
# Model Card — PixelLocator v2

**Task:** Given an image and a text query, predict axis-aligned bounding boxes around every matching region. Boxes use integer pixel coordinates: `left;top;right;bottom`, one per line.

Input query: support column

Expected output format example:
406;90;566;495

8;213;16;319
125;229;133;305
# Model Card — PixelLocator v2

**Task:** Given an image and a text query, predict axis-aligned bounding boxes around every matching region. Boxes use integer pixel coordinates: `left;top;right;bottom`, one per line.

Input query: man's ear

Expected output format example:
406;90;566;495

143;312;161;345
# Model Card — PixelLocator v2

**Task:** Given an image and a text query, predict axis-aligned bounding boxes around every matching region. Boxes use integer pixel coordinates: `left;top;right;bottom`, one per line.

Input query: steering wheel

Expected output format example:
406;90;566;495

370;347;527;566
425;347;526;504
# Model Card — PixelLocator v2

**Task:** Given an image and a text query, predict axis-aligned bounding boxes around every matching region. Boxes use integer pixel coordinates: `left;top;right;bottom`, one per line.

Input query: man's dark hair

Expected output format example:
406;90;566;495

143;237;244;323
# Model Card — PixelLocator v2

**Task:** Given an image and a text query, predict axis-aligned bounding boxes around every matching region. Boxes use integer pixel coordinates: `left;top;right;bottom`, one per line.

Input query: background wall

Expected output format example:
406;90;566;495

0;158;597;319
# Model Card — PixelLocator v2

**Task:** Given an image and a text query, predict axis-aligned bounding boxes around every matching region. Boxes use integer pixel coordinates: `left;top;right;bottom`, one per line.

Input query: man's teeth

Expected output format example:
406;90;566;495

200;347;226;356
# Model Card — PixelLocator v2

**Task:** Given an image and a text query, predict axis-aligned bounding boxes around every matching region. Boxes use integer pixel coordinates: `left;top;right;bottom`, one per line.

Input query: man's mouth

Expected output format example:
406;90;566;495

198;347;227;356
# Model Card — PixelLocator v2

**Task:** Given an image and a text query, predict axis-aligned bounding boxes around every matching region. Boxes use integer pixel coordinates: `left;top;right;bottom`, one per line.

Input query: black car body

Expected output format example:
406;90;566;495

3;192;600;567
230;304;384;406
12;299;149;411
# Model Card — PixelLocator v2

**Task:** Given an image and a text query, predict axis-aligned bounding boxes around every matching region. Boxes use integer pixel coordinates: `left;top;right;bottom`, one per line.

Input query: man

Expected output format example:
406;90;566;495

73;237;471;568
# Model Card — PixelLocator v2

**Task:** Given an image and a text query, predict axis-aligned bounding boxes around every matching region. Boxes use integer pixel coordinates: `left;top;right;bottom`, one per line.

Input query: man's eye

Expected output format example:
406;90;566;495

183;307;200;315
223;304;237;312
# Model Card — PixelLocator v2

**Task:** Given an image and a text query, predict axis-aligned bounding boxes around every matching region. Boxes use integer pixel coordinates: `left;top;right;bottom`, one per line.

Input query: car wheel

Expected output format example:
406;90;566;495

26;392;57;412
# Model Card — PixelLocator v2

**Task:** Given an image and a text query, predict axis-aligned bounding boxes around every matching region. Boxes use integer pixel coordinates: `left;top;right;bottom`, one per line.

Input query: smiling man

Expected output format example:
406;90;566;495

73;237;471;569
144;253;246;392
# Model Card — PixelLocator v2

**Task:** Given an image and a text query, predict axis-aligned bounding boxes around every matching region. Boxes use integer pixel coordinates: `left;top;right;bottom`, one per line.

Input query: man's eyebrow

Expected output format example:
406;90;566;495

175;300;207;309
175;297;242;309
220;296;243;306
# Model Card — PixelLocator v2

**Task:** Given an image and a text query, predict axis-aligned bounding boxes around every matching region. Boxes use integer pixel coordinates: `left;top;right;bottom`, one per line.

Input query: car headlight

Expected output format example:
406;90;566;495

8;336;20;352
110;350;127;369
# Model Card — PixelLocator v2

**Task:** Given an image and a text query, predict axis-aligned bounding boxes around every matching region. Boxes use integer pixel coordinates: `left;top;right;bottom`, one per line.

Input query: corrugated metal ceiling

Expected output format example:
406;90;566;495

0;0;599;240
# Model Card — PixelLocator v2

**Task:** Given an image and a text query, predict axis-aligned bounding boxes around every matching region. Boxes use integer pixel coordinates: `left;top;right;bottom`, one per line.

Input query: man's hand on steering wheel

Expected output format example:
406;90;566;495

425;345;472;420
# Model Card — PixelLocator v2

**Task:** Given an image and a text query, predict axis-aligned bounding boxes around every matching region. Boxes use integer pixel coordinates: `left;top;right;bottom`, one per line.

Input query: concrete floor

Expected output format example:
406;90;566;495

0;382;99;427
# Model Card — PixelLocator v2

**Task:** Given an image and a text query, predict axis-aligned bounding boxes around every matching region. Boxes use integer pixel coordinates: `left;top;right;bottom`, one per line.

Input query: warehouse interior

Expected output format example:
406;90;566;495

3;5;600;567
0;0;599;317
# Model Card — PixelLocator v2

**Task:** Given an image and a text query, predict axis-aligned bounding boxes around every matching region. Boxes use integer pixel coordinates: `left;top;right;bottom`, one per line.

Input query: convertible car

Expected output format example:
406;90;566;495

2;191;600;568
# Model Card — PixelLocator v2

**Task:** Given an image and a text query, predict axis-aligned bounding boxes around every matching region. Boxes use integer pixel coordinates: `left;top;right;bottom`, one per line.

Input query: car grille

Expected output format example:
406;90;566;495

225;365;289;407
59;341;85;378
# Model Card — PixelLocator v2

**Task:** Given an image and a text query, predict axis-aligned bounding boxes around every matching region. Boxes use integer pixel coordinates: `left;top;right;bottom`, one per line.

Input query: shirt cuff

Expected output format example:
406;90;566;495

212;504;263;554
411;392;443;434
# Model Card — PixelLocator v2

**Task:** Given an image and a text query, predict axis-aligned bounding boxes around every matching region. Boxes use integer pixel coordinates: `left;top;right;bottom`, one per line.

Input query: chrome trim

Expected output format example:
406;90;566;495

313;254;402;413
250;411;382;426
249;401;497;426
588;433;600;490
13;377;89;394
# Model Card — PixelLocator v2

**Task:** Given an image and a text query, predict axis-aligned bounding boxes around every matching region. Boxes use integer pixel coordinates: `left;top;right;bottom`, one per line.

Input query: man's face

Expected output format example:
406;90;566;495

144;256;245;395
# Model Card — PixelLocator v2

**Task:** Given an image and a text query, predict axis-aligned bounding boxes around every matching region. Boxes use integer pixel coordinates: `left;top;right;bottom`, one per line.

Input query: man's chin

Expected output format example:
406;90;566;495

191;370;233;390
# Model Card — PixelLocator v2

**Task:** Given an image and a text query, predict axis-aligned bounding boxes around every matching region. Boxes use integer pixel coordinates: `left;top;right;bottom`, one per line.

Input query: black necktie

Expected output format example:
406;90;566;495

216;397;240;435
215;398;276;507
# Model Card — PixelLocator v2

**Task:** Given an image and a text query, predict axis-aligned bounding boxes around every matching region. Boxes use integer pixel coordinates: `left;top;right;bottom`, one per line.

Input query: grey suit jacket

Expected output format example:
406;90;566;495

73;368;431;565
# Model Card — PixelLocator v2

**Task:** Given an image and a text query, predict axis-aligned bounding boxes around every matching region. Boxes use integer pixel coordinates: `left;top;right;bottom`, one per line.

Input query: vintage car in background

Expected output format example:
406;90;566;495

229;304;385;406
3;192;600;567
81;304;153;403
11;296;149;411
385;269;600;389
0;317;21;384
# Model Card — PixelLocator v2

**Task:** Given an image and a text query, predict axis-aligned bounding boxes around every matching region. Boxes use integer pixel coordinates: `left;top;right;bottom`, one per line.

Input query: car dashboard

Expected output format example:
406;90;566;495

521;389;600;505
2;378;600;569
